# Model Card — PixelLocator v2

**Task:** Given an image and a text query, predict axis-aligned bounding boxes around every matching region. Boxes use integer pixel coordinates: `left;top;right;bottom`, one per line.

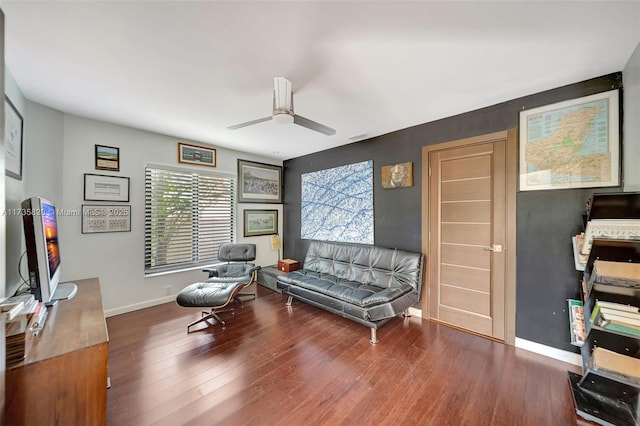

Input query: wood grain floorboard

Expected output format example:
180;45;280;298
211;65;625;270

106;285;587;426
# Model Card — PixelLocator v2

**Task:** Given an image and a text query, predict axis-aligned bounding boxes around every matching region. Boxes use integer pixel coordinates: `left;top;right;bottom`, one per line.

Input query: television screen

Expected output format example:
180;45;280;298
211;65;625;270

22;197;62;303
42;202;61;279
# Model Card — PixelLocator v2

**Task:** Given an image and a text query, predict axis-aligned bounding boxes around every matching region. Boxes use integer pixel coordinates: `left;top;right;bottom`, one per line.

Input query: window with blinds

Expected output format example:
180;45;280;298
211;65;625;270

145;166;235;274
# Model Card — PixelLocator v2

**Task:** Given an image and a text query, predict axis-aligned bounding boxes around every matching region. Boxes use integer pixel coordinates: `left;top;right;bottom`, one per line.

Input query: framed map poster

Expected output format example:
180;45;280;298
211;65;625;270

519;89;620;191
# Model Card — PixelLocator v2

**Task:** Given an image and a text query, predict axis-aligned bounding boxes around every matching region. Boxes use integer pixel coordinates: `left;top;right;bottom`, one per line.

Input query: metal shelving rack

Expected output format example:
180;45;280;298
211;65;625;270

568;193;640;426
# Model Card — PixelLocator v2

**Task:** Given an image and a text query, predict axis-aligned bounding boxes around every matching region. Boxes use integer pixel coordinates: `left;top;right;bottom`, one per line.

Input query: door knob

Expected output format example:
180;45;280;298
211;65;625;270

483;245;503;252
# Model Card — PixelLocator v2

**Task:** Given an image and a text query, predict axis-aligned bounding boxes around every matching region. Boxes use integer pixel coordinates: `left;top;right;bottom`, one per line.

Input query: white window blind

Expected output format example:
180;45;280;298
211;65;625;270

145;166;235;274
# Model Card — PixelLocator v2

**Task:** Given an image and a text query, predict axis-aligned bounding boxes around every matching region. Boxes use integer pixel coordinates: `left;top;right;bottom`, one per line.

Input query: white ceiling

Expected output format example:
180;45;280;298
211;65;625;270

2;1;639;161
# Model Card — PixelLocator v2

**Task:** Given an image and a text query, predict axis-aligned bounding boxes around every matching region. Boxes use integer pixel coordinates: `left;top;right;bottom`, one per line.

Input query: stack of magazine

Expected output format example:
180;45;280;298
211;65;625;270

590;259;640;290
587;346;640;384
590;300;640;337
2;294;47;365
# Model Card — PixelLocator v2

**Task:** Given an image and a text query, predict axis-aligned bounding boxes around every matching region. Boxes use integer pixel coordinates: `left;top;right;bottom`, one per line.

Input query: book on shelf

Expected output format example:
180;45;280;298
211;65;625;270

600;307;640;322
593;300;639;314
590;260;640;288
601;314;640;331
568;299;585;346
590;301;640;336
581;219;640;255
589;347;640;384
603;322;640;336
575;233;588;266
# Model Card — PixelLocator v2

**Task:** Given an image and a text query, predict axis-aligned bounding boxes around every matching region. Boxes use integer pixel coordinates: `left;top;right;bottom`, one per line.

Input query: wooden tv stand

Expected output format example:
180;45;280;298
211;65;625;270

5;277;108;425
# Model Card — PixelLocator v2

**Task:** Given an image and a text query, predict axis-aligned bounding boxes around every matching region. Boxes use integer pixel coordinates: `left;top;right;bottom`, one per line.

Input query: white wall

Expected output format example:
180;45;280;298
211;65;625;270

60;114;282;315
4;67;28;297
23;101;64;204
624;41;640;191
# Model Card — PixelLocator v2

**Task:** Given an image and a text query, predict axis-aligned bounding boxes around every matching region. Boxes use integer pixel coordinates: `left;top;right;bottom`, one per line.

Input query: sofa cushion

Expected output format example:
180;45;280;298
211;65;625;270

302;240;422;293
279;270;412;307
176;280;246;308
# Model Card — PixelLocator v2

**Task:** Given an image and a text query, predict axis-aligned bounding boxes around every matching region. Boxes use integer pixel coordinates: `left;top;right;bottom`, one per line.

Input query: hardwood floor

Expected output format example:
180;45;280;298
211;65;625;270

106;284;584;425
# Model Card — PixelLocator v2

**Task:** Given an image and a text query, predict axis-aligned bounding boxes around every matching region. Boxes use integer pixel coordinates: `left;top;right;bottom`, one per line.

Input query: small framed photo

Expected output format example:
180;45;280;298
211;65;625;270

244;209;278;237
95;145;120;171
237;159;282;203
82;204;132;234
5;96;24;180
178;142;216;167
381;162;413;189
84;173;130;202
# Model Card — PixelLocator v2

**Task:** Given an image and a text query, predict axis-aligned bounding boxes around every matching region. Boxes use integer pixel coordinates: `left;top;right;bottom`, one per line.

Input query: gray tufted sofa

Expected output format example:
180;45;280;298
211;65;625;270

277;240;424;343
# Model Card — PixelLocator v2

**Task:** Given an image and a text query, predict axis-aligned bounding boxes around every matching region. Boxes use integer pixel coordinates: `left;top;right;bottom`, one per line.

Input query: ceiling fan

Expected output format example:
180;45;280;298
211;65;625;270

228;77;336;136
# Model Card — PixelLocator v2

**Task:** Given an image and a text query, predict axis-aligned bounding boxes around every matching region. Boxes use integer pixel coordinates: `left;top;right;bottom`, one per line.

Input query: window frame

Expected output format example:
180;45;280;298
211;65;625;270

144;164;236;275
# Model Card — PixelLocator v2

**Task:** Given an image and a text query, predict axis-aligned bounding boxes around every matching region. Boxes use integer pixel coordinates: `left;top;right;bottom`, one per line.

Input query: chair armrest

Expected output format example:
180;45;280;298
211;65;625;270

249;265;262;274
202;267;220;278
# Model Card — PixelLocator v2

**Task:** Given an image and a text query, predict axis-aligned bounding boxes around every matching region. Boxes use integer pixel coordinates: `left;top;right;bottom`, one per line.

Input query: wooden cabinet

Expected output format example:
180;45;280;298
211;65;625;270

5;277;108;425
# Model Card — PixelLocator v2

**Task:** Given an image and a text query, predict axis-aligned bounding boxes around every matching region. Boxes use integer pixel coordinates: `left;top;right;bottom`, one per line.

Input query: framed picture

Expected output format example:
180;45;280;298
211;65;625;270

519;89;620;191
178;142;216;167
381;162;413;189
301;160;374;244
84;173;130;202
244;209;278;237
95;145;120;171
237;159;282;203
82;204;131;234
5;96;24;180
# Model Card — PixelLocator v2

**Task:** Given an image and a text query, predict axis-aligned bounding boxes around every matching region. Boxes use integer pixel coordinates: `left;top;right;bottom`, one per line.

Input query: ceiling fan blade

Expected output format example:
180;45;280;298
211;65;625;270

227;116;272;130
293;114;336;136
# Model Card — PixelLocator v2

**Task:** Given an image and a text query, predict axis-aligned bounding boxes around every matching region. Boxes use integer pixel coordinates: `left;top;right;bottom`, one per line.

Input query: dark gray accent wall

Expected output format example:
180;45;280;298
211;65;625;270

283;73;623;351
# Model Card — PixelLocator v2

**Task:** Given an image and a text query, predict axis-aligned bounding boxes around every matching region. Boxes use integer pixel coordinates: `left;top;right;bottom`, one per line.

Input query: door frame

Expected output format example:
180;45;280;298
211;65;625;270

421;129;517;345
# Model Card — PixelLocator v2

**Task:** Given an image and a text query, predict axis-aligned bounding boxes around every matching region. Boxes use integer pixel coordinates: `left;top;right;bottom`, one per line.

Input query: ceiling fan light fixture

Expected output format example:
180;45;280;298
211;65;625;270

273;112;294;125
228;76;335;135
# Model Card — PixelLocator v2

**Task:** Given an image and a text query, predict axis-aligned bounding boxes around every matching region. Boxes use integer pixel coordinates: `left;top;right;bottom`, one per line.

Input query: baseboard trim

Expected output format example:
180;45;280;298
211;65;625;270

407;307;422;318
104;295;176;318
405;308;580;366
515;337;582;366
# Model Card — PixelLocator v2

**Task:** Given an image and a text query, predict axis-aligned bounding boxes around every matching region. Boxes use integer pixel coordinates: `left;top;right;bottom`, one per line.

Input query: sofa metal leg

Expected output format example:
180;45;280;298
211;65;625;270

370;328;379;344
285;295;293;306
402;309;410;318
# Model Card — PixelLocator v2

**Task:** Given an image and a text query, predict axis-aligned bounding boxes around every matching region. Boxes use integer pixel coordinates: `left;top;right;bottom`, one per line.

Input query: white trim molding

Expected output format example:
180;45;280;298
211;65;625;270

104;294;176;318
371;307;581;367
515;337;582;366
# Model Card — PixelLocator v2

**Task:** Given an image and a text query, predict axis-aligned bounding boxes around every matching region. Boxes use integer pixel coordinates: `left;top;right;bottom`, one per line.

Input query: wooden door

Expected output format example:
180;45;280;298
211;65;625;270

424;131;516;341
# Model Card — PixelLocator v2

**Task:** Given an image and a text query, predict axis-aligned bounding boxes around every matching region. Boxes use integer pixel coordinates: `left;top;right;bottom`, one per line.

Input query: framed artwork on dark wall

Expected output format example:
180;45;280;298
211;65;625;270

5;96;24;180
381;162;413;189
519;89;620;191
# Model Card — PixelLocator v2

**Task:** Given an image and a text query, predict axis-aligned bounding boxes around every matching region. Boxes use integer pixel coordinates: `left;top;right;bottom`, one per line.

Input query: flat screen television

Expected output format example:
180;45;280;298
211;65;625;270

22;196;76;305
